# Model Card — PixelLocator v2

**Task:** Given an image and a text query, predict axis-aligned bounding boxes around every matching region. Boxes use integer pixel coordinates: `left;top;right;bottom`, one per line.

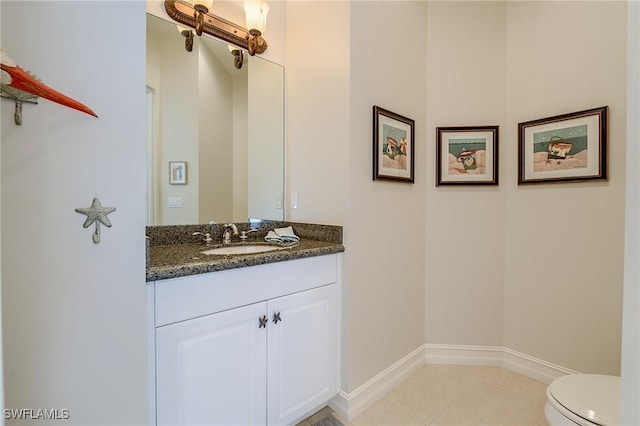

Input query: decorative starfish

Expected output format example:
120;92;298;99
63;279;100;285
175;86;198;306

75;198;116;244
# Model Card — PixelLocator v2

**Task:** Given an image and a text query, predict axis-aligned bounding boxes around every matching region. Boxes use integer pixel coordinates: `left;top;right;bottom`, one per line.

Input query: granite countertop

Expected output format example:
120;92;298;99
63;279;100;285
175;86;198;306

146;222;344;282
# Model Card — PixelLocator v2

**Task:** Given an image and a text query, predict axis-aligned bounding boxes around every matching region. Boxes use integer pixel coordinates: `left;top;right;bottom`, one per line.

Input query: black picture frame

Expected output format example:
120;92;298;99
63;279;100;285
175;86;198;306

373;106;415;183
436;126;499;186
518;106;608;184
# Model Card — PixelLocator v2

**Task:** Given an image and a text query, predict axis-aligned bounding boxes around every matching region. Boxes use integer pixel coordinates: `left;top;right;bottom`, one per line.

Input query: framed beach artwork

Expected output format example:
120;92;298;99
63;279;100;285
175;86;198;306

169;161;187;185
518;106;608;184
373;106;415;183
436;126;499;186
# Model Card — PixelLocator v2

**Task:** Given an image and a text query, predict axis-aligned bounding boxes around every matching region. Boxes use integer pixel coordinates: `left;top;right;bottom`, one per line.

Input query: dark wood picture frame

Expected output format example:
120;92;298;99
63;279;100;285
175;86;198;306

436;126;499;186
373;106;415;183
518;106;608;184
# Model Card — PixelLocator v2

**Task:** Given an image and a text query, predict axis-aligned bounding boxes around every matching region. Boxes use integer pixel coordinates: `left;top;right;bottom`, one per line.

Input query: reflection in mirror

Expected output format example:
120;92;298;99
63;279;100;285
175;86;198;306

145;13;284;226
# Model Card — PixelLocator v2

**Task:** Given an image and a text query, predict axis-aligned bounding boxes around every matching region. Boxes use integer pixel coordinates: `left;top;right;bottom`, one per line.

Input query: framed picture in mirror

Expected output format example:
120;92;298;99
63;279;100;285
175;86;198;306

169;161;187;185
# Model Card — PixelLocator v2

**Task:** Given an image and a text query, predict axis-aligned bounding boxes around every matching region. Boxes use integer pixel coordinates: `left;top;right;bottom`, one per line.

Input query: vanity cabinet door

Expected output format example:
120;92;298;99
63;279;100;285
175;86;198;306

267;284;338;426
156;301;268;426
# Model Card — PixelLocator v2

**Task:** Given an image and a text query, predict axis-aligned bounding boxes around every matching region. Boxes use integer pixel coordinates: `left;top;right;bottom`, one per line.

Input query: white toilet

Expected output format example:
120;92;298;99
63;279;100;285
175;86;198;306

545;374;620;426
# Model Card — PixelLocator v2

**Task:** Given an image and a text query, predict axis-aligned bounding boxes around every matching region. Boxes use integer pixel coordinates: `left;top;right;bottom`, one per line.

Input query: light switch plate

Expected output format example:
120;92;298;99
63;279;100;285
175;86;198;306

168;197;183;208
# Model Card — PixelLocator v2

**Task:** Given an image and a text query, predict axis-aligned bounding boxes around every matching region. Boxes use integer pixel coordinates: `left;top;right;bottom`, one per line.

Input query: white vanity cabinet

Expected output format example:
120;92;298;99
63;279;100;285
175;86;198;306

266;284;337;425
150;254;340;426
156;301;268;425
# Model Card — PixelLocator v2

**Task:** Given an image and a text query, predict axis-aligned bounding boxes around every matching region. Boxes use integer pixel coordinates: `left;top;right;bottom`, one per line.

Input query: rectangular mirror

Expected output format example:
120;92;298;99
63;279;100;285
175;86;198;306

146;13;284;225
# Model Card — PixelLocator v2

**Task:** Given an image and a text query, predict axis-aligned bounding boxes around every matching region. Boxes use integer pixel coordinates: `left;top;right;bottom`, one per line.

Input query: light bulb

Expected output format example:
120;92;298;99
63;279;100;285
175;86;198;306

244;0;268;33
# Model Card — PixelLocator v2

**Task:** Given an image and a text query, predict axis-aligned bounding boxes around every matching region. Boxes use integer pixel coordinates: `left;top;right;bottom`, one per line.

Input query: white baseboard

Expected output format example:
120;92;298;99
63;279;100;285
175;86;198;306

425;344;504;366
331;344;576;421
329;345;426;422
425;344;577;384
503;347;578;384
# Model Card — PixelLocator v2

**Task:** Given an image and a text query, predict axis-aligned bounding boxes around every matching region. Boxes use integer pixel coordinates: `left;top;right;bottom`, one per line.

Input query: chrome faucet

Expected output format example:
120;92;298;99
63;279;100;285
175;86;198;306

192;231;214;246
222;223;239;244
239;229;258;241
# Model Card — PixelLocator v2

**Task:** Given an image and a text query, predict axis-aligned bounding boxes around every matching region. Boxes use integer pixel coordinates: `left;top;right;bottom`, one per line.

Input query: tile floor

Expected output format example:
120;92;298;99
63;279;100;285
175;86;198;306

308;364;550;426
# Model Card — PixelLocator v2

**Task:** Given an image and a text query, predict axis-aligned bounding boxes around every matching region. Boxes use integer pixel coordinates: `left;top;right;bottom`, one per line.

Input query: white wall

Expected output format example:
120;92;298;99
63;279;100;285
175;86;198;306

1;1;147;424
248;56;284;220
232;73;249;222
425;1;507;347
285;0;351;390
286;1;427;393
199;42;235;223
146;20;200;225
422;1;626;377
162;35;199;225
503;1;626;375
346;1;427;393
285;2;350;226
286;0;626;396
621;1;640;423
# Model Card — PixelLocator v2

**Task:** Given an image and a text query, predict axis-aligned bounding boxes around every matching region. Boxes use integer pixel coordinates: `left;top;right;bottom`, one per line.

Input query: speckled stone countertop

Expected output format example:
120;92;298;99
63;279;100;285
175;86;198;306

146;222;344;282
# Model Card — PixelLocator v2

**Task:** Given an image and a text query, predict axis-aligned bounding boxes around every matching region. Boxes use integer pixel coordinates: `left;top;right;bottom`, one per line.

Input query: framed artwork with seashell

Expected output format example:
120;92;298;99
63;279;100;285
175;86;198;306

373;105;415;183
517;106;608;184
436;126;499;186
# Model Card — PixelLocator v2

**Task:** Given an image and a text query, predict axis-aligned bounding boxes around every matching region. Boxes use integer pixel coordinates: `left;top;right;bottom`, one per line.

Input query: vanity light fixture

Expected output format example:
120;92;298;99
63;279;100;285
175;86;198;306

164;0;268;59
177;25;194;52
228;45;244;69
189;0;213;36
243;0;269;56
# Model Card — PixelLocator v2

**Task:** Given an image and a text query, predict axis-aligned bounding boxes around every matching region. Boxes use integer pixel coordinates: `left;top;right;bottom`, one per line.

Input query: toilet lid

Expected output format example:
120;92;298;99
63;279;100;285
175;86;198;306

547;374;620;426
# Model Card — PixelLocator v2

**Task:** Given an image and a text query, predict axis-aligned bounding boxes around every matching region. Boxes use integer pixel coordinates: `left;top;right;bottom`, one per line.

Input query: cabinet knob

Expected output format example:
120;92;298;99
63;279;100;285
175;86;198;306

258;315;268;328
272;312;282;324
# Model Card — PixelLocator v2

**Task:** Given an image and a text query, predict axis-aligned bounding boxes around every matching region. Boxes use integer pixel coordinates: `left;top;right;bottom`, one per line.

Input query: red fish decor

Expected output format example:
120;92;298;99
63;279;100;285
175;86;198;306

0;47;97;124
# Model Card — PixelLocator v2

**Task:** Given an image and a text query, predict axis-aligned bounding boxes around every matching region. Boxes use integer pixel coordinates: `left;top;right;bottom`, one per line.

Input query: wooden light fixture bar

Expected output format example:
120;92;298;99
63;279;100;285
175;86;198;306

164;0;251;51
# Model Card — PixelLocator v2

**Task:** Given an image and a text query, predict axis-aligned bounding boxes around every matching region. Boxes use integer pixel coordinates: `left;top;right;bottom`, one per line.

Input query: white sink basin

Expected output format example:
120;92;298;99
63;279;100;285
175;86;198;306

201;244;291;256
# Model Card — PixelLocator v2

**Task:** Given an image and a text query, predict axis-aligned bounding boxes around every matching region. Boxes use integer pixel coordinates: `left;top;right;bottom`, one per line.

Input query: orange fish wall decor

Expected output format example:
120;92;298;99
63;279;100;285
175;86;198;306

0;47;97;124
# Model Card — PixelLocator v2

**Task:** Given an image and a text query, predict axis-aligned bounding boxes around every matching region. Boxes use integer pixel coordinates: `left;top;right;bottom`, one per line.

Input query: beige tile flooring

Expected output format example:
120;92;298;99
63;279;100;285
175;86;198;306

310;365;550;426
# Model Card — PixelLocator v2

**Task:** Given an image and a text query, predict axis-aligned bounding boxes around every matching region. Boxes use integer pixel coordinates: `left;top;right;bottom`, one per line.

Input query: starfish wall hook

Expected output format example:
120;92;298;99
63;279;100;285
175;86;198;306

75;198;116;244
